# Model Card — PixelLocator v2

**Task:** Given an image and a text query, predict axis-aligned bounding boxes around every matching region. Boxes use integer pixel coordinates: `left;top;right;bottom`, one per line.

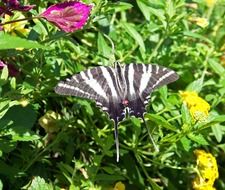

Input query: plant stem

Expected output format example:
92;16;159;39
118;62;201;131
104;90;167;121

0;16;41;26
148;37;165;63
22;130;64;172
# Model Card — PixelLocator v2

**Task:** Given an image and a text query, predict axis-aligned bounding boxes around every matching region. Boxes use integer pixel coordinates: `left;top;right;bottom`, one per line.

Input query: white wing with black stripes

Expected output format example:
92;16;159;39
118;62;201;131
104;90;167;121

55;62;179;162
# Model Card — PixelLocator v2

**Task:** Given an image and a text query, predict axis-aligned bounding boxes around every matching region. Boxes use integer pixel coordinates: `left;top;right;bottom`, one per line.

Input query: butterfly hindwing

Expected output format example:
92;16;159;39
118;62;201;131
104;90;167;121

123;63;179;118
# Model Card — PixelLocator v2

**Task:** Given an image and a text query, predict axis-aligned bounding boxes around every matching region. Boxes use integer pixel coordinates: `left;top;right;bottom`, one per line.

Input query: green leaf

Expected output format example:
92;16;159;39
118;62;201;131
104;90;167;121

122;22;146;52
181;103;191;125
11;131;40;142
145;114;177;131
108;2;133;12
0;66;9;86
76;100;94;116
180;136;192;151
137;0;151;20
2;105;36;129
148;176;162;190
208;58;225;76
165;0;175;19
0;180;2;190
186;78;203;92
1;105;39;142
211;124;224;143
0;100;18;119
199;114;225;129
0;32;45;49
10;77;16;89
188;133;208;145
27;176;53;190
0;139;16;154
0;160;19;181
183;31;213;45
97;32;112;65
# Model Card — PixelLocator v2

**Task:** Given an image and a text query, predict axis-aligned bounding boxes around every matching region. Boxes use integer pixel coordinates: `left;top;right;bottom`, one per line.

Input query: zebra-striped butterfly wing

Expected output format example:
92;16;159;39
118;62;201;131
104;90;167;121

55;62;179;161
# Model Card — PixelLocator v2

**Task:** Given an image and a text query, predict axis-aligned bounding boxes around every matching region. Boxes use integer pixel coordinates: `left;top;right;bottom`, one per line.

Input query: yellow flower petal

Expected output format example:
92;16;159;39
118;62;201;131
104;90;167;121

38;110;61;133
189;17;209;28
193;150;218;190
205;0;217;7
2;12;30;36
180;91;210;122
114;182;125;190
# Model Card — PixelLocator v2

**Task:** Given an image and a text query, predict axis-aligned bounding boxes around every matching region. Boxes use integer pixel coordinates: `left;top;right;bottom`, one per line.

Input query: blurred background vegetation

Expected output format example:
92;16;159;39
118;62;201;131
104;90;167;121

0;0;225;189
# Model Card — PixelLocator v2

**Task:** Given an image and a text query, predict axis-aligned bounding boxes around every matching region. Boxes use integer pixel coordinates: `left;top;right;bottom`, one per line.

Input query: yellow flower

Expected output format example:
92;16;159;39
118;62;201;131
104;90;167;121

38;110;61;133
2;12;30;36
180;91;210;122
185;3;198;9
192;150;218;190
114;181;125;190
189;17;209;28
18;98;29;107
205;0;217;7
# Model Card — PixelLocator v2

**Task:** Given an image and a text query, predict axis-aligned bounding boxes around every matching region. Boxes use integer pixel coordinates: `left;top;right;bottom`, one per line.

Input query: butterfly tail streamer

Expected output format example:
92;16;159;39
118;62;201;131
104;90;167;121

142;116;159;152
114;120;120;162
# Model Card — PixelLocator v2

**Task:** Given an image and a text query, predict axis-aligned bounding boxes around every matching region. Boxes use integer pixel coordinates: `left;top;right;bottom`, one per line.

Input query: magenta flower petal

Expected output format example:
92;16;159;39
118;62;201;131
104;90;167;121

41;1;92;33
0;0;35;16
0;60;19;77
0;60;6;68
3;0;20;7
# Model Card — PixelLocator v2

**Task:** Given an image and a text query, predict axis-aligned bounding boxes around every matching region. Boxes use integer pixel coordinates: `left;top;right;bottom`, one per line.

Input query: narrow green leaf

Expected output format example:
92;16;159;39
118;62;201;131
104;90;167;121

97;32;112;65
148;6;166;23
137;0;151;20
188;133;208;145
208;58;225;76
10;77;16;89
1;66;8;81
148;176;162;190
108;2;133;12
122;22;146;52
181;103;192;124
183;31;213;45
0;179;2;190
0;32;45;49
166;0;175;19
145;113;177;131
12;132;40;142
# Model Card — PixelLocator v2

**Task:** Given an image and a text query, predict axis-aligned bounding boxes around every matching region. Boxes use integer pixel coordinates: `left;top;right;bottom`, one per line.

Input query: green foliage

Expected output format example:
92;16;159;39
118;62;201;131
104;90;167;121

0;32;45;49
0;0;225;189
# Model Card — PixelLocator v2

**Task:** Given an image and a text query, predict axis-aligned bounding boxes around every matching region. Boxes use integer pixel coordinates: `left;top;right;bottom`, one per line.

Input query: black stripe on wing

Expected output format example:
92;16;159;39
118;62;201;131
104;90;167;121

123;63;179;118
55;66;124;121
55;66;110;111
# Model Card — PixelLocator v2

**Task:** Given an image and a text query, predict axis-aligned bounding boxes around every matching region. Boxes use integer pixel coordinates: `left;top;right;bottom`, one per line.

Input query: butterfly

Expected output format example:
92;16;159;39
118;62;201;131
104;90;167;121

55;62;179;161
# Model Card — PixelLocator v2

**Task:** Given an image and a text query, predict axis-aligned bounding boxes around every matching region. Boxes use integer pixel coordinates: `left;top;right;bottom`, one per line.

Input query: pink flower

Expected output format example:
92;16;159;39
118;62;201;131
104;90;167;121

40;1;92;33
0;60;19;77
0;60;6;68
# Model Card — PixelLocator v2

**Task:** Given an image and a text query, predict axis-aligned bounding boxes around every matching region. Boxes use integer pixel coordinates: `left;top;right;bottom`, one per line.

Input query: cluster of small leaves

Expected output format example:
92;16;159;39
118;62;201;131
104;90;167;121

0;0;225;189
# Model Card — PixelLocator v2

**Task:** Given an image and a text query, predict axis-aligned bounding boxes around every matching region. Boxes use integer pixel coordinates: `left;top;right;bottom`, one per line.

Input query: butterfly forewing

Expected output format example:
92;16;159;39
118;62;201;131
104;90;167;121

55;65;124;121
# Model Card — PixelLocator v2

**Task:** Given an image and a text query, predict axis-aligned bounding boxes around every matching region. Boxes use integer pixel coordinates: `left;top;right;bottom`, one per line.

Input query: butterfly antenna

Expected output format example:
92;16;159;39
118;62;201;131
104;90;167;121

142;116;159;152
114;120;120;162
